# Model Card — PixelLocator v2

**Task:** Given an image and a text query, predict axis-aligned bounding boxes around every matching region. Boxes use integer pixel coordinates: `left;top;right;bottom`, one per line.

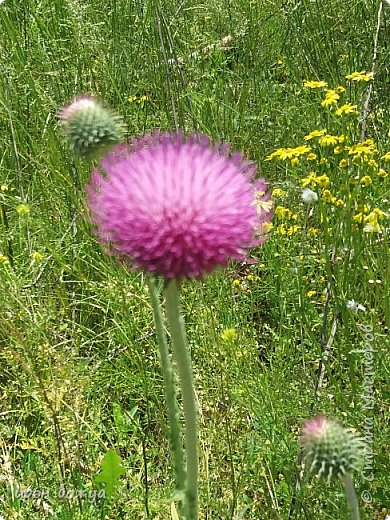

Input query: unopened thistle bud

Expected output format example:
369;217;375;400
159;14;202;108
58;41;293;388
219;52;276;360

59;96;125;158
300;416;364;481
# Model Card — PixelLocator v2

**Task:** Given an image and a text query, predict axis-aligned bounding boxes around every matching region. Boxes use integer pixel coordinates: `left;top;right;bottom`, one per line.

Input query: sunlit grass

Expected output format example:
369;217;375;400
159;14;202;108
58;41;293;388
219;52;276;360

0;0;388;518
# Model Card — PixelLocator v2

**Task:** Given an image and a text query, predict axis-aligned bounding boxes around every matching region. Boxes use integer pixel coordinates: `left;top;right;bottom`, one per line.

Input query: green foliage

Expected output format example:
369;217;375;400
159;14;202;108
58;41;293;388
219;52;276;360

94;449;126;499
0;0;388;518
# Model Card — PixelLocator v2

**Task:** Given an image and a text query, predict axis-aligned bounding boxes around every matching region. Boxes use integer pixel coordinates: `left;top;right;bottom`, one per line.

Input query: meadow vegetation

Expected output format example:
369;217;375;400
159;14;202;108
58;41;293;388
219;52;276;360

0;0;388;518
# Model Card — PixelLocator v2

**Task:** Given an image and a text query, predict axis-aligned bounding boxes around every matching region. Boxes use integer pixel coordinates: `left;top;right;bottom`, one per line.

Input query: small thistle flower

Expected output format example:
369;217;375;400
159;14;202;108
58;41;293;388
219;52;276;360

301;416;364;481
59;96;125;157
87;131;273;279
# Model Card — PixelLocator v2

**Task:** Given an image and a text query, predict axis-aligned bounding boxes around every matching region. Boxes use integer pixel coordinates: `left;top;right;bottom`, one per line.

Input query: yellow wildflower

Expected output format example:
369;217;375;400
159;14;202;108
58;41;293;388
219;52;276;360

360;175;372;186
334;146;344;154
381;151;390;161
367;159;377;168
353;213;364;223
319;134;341;146
335;103;358;116
16;204;30;215
345;70;374;82
304;129;327;141
377;169;388;178
334;199;345;207
1;184;9;191
275;206;292;219
321;89;339;107
372;208;387;218
303;80;328;88
363;210;386;233
291;157;299;166
308;228;319;236
335;86;346;93
316;174;330;188
287;225;300;235
322;190;332;202
0;254;9;263
348;140;378;157
307;153;317;161
271;188;286;198
262;222;274;233
267;145;312;161
138;95;150;103
31;252;44;262
232;279;240;287
301;172;317;188
307;290;317;298
276;224;287;235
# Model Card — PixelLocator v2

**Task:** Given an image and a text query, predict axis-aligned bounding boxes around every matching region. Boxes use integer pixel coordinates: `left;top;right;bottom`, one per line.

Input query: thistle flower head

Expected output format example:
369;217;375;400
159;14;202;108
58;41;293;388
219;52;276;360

59;96;125;157
87;131;273;279
300;416;364;481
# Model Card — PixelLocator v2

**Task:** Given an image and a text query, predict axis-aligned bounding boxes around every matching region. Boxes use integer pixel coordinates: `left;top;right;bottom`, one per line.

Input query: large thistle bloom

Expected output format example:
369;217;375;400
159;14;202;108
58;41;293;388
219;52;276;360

87;131;273;279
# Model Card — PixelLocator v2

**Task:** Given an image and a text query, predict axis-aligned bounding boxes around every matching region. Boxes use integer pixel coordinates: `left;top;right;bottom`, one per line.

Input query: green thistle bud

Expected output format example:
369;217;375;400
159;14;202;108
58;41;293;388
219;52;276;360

300;416;364;481
59;96;125;158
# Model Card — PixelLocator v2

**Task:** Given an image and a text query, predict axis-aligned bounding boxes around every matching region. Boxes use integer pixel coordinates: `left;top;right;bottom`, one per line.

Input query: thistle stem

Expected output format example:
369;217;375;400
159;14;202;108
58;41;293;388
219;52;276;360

146;277;186;505
165;279;198;520
343;474;360;520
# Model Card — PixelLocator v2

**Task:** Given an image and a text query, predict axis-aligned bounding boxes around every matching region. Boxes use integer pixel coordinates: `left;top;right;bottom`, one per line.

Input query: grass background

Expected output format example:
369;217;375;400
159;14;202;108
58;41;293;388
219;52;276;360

0;0;389;518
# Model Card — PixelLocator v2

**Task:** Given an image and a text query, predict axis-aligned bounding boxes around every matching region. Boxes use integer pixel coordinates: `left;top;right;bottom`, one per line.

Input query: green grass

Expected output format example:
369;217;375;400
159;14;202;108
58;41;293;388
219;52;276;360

0;0;389;518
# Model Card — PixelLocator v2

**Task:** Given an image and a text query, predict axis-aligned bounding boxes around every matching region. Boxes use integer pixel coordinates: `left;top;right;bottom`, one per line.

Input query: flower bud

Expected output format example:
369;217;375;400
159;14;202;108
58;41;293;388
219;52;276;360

59;96;125;158
300;416;364;480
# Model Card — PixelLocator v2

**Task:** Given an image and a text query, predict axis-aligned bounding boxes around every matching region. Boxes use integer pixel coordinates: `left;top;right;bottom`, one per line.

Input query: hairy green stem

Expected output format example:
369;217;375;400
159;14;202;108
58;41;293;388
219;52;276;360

165;279;198;520
146;277;186;504
343;474;360;520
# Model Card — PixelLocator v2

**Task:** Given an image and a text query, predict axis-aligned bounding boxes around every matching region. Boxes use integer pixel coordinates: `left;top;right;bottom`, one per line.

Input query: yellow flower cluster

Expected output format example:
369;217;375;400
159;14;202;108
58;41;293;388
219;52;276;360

354;208;387;233
272;188;286;198
276;224;301;235
335;103;358;116
128;94;151;104
31;251;44;262
301;173;330;188
360;175;372;187
322;190;344;205
267;146;311;161
275;206;299;220
345;71;374;82
304;129;327;141
319;134;345;146
347;139;378;159
321;89;340;107
303;80;327;88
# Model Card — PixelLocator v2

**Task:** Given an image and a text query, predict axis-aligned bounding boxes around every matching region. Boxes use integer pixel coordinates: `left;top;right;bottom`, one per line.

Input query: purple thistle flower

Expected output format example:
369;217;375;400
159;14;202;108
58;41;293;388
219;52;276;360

87;131;273;279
